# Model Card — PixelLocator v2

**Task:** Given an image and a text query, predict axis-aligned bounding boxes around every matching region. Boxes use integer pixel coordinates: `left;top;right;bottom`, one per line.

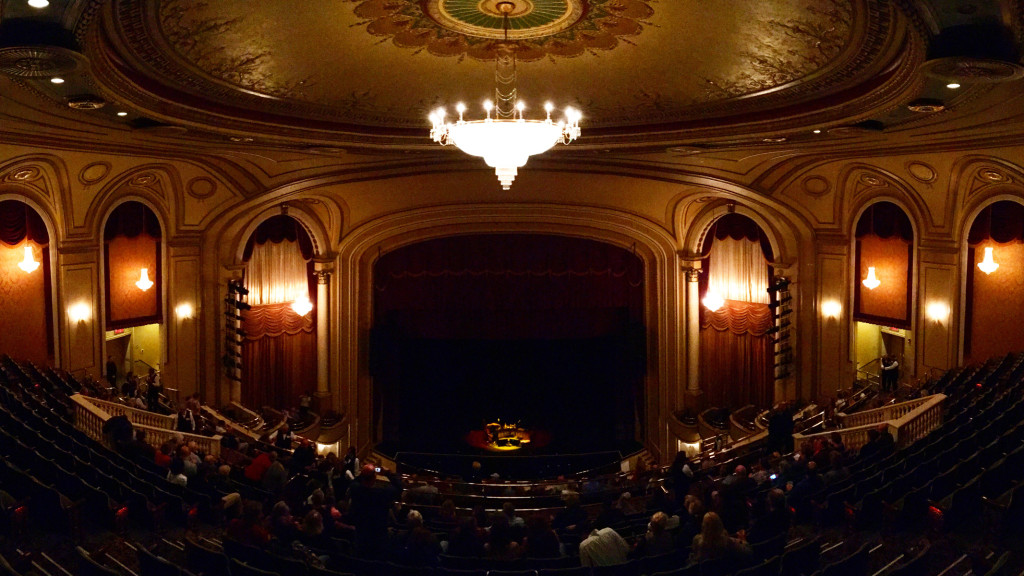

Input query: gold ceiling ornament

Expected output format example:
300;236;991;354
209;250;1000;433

355;0;653;61
429;0;581;190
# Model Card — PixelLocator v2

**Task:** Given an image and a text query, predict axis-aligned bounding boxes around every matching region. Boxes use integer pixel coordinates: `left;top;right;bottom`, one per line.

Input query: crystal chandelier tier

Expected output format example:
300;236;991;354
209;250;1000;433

429;1;581;190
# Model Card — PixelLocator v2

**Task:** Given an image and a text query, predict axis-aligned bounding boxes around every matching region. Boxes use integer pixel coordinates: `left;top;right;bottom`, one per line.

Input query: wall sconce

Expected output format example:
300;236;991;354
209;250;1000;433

18;245;39;273
291;298;313;316
135;268;154;291
926;302;950;324
702;290;724;312
821;299;842;319
175;303;194;320
862;267;880;290
68;302;91;323
977;247;999;275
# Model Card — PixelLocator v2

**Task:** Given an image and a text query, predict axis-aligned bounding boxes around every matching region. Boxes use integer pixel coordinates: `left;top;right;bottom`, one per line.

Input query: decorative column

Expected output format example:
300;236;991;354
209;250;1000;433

684;267;704;409
315;268;332;411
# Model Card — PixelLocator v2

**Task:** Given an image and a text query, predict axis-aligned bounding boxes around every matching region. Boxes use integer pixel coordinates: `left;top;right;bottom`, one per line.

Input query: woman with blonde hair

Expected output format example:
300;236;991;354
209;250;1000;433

690;511;750;563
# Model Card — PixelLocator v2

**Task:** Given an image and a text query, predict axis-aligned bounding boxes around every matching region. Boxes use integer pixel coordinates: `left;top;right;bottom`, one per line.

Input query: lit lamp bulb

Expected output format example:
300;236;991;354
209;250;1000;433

862;267;880;290
702;291;725;312
18;245;39;273
292;298;313;316
977;246;999;274
135;268;154;291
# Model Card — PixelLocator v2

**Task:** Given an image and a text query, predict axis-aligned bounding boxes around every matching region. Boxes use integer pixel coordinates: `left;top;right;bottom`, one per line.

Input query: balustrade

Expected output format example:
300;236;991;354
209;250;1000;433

84;396;176;430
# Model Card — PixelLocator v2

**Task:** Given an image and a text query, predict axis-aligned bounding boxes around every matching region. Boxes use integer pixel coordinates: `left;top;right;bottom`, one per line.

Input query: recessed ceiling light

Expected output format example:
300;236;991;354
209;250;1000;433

946;83;961;89
27;0;49;8
813;129;822;134
117;111;128;117
50;77;64;84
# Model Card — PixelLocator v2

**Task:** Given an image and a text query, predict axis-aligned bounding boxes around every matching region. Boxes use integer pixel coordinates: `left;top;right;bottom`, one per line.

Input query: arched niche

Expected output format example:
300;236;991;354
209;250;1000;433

961;198;1024;364
0;196;56;365
238;214;318;411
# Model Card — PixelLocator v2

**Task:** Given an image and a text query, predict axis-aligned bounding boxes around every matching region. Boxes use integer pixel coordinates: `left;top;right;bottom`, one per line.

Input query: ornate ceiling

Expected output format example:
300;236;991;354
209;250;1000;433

1;1;1023;158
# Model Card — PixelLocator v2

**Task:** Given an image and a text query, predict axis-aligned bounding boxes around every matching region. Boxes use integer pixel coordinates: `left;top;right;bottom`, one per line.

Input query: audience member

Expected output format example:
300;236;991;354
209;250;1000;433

523;514;562;558
579;527;630;567
690;511;750;562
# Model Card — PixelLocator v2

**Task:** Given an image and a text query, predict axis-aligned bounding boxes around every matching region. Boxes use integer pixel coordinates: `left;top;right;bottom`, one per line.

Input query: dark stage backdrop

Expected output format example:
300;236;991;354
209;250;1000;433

372;235;645;454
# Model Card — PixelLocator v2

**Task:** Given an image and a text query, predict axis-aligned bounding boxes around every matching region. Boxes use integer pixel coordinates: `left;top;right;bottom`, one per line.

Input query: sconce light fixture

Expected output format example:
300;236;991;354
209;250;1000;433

292;298;313;316
702;291;725;312
821;299;842;319
926;302;950;324
862;266;881;290
175;303;194;320
17;245;39;273
977;246;999;275
136;268;154;291
68;302;91;323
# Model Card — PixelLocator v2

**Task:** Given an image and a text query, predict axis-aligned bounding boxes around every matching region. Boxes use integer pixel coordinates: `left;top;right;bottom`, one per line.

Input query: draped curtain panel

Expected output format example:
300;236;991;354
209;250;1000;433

699;328;772;409
854;203;914;328
966;201;1024;363
706;237;770;304
241;216;316;411
245;239;313;306
104;203;162;329
0;200;52;362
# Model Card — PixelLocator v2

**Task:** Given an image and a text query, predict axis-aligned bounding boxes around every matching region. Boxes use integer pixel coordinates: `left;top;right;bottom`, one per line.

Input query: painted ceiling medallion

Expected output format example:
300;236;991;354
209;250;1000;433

355;0;653;61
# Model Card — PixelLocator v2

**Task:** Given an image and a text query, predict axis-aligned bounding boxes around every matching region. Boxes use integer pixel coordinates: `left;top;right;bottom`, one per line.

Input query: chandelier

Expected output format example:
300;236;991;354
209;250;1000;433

977;246;999;274
862;266;880;290
18;245;39;273
429;1;581;190
136;268;154;291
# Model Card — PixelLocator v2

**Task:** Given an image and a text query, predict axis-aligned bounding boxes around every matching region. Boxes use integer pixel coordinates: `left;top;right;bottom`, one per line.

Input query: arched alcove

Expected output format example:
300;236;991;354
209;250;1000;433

0;199;54;365
240;215;317;410
963;200;1024;364
697;214;775;409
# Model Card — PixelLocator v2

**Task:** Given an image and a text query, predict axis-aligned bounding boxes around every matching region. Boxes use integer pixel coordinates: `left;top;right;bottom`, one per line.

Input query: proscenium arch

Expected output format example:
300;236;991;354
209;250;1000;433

336;203;684;461
0;190;63;366
955;192;1024;364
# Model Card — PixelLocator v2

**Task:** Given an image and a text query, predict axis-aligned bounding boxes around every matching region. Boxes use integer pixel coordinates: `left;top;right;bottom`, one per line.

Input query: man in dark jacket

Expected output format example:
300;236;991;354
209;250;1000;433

348;464;403;559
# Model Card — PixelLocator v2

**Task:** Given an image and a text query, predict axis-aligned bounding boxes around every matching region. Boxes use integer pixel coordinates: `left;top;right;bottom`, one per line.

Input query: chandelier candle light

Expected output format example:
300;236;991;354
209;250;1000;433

429;1;581;190
862;266;880;290
18;245;39;273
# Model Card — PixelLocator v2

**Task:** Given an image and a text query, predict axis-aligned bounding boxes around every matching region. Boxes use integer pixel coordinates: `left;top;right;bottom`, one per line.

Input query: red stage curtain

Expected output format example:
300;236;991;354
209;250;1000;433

373;235;643;339
104;203;162;329
0;200;52;362
966;201;1024;363
700;300;773;409
241;322;316;410
854;203;913;328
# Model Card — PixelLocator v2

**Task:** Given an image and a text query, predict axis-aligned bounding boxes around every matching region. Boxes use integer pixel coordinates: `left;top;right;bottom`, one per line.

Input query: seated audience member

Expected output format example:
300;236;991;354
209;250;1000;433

876;424;896;458
595;495;627;529
553;493;590;536
166;458;188;487
299;509;332;551
262;451;288;494
523;514;562;558
154;442;173;468
228;501;272;548
747;489;790;544
245;449;274;483
269;500;299;542
396;509;442;567
290;438;316;474
690;512;750;563
636;511;675;557
502;501;525;529
580;527;630;567
434;498;460;530
485;514;520;561
447;516;486;557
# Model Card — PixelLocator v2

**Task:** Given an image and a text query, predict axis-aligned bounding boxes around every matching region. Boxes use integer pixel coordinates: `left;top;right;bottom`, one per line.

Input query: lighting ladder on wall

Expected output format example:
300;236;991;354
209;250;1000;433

769;277;793;384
